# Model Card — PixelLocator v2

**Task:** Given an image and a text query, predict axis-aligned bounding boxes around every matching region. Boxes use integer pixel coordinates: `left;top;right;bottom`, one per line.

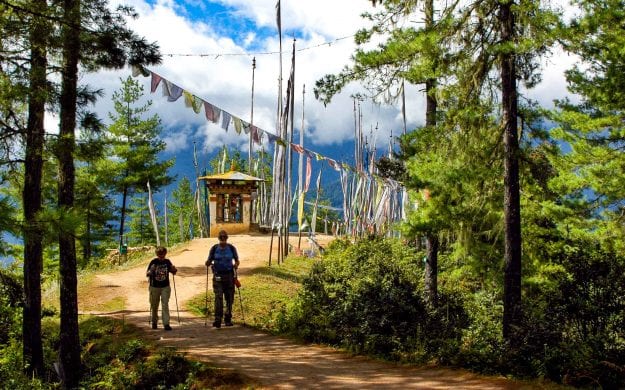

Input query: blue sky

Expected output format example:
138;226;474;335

85;0;575;166
86;0;398;166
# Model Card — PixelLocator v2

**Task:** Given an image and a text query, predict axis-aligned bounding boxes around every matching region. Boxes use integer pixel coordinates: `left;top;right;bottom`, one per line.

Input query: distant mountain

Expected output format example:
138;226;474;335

159;140;357;212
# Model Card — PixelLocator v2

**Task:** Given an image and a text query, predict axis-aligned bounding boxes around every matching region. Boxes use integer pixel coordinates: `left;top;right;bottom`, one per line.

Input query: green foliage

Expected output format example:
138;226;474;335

208;145;247;174
167;176;198;243
188;254;315;331
0;266;23;345
75;317;243;389
280;237;468;362
536;239;624;387
101;76;174;241
0;341;46;389
127;194;156;246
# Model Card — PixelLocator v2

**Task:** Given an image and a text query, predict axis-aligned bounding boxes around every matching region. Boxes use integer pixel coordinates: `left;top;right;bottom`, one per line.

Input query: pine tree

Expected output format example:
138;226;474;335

168;176;196;243
103;76;174;251
127;194;156;246
56;0;82;384
315;0;559;343
22;0;49;376
548;0;625;246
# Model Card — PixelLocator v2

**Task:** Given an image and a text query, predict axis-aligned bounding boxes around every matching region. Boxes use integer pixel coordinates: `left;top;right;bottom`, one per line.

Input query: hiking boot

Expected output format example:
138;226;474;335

151;323;157;329
212;321;221;329
164;325;172;331
225;321;234;327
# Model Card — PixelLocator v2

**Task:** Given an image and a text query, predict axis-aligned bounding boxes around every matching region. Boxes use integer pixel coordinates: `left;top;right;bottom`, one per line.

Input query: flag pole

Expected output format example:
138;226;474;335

249;57;256;174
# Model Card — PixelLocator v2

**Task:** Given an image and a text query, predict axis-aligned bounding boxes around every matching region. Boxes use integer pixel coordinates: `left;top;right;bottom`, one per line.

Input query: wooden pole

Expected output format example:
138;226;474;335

268;226;274;266
249;57;256;174
277;226;283;264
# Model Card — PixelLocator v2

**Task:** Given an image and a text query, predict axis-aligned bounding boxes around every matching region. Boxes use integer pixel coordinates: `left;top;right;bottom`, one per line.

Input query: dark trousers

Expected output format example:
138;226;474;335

213;272;235;324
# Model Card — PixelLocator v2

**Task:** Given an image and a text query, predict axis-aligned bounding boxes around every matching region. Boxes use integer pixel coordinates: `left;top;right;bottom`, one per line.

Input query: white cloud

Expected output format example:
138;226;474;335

91;0;577;162
105;0;397;157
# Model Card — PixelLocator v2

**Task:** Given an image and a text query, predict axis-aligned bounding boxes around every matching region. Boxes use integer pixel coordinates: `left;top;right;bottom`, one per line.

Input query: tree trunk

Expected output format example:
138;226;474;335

424;232;439;306
57;0;82;385
499;0;522;343
423;0;439;308
119;183;128;245
83;201;92;261
23;0;48;377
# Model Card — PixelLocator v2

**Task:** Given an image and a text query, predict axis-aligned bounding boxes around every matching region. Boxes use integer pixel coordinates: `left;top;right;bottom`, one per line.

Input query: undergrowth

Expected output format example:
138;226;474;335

0;314;251;389
187;254;315;332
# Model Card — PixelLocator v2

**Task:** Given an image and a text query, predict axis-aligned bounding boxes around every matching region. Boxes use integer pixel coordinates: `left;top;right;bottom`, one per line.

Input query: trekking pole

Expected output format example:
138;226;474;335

147;267;153;326
172;273;181;325
204;265;209;326
148;292;151;326
235;270;245;325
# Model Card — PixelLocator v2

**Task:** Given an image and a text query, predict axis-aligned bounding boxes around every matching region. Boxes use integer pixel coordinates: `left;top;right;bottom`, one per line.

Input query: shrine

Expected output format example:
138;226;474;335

198;170;263;237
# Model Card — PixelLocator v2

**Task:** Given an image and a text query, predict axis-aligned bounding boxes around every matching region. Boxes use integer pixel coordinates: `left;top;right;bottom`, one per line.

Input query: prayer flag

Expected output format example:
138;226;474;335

184;91;202;114
311;170;322;234
275;0;281;40
221;111;232;131
297;191;304;230
304;156;311;193
291;144;304;154
150;72;162;93
204;101;221;123
147;181;161;246
131;65;149;77
233;117;242;134
163;80;183;102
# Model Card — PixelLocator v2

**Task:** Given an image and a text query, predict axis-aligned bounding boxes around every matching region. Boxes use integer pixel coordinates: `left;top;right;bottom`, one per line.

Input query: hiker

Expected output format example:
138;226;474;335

205;229;240;328
147;246;178;330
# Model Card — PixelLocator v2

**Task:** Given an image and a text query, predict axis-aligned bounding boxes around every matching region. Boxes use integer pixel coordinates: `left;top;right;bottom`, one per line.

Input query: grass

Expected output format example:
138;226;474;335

46;315;254;389
187;254;317;331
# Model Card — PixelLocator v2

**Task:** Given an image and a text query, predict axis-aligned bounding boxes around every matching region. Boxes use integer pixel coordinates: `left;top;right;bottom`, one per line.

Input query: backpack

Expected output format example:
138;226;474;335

210;244;236;273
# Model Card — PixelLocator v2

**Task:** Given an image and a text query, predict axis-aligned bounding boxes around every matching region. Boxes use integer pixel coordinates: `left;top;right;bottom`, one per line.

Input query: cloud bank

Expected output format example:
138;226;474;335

86;0;573;159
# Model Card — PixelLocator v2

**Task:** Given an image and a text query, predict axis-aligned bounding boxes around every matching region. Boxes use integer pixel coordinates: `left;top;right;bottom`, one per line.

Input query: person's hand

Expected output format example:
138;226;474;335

171;266;177;275
205;260;210;267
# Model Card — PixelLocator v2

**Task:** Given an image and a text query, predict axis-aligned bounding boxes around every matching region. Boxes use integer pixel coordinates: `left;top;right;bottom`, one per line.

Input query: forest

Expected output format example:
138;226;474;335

1;0;625;388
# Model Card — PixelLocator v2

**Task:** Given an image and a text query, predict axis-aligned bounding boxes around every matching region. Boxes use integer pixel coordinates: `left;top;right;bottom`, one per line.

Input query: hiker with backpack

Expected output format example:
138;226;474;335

147;246;178;330
205;229;240;328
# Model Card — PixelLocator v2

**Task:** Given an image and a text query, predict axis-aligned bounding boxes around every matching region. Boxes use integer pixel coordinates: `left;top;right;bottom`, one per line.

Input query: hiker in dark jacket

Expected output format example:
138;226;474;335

205;230;240;328
147;246;177;330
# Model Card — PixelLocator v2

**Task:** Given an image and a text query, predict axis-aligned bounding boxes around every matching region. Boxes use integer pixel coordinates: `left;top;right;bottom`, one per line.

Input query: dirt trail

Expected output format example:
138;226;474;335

80;234;538;389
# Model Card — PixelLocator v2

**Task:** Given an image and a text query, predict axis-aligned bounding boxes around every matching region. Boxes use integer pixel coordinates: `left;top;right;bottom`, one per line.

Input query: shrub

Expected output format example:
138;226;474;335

0;267;23;345
280;236;469;362
514;238;625;386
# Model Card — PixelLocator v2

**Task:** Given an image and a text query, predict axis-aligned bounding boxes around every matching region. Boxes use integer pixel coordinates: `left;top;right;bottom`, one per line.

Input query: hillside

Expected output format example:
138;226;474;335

78;234;551;389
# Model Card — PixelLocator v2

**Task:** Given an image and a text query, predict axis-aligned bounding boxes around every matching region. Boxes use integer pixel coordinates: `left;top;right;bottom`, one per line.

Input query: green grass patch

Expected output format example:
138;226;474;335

94;296;127;312
32;315;252;389
188;254;317;332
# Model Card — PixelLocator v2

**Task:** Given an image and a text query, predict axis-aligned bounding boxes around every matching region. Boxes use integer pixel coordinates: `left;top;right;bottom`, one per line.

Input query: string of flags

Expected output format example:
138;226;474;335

131;65;403;189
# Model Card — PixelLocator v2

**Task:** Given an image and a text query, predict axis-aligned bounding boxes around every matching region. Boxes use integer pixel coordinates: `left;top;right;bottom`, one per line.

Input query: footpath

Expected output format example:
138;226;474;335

80;235;544;389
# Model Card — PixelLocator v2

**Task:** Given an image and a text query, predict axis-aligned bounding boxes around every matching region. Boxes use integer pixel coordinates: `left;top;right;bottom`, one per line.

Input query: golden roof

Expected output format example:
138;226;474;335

198;170;263;182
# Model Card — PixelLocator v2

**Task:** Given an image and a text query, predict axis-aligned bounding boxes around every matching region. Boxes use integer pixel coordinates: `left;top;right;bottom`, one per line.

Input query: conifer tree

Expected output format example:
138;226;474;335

315;0;559;343
103;76;173;249
22;0;49;377
127;194;157;245
169;176;196;243
549;0;625;245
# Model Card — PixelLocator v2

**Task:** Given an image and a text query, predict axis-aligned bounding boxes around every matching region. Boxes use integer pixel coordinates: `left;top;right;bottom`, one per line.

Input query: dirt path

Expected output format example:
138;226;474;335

80;234;541;389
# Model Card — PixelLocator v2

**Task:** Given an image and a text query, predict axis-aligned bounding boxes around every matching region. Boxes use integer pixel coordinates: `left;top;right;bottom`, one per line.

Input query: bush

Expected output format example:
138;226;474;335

513;238;625;386
0;267;23;345
280;237;469;362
